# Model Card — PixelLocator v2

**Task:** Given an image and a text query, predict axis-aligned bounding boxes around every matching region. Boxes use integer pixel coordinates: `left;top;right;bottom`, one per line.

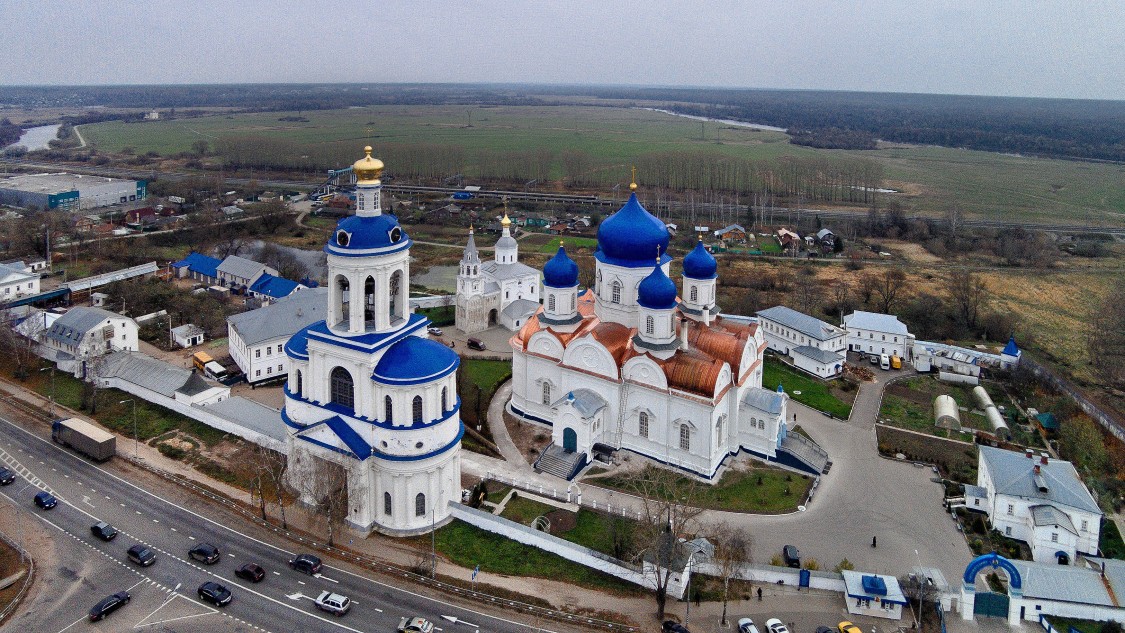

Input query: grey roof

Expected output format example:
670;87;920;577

1087;558;1125;604
741;387;786;415
843;311;911;336
979;446;1101;515
483;281;500;294
714;224;746;235
461;231;480;265
100;352;193;398
1030;504;1078;535
176;372;214;397
792;345;845;365
551;388;607;418
481;260;538;282
203;397;286;443
217;255;269;282
171;324;204;338
228;288;327;346
63;262;158;293
1011;559;1114;605
501;299;539;319
757;306;843;342
46;307;121;347
963;484;987;498
494;234;518;250
0;263;36;284
816;228;835;239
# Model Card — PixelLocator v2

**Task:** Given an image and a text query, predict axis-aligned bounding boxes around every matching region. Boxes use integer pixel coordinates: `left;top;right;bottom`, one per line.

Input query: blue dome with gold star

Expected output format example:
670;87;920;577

683;238;717;279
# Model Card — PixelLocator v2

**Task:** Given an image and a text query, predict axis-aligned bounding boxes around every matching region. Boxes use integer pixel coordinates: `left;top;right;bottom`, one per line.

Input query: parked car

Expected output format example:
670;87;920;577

782;544;801;568
197;581;232;606
869;353;880;365
33;491;57;510
662;621;691;633
189;543;221;564
88;591;130;621
0;467;15;485
738;618;760;633
766;619;790;633
398;616;435;633
816;627;834;633
288;553;323;575
427;327;443;336
467;337;486;351
127;544;156;567
879;354;890;370
91;522;118;541
315;591;351;616
838;622;862;633
235;563;266;583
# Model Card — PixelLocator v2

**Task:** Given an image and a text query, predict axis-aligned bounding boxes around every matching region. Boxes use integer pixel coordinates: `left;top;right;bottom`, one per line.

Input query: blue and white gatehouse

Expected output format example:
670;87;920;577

960;552;1023;626
281;147;463;536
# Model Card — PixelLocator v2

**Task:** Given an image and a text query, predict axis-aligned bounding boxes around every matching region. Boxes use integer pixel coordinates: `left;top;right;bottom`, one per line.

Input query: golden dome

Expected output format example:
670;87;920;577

501;213;511;227
353;146;384;183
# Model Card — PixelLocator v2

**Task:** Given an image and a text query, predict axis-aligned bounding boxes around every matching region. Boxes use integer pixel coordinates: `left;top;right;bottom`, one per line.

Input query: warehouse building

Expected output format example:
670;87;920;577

0;173;146;211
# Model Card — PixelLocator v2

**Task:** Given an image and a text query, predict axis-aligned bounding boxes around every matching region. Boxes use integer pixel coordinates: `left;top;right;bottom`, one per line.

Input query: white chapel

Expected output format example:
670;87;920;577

455;214;540;333
282;147;462;536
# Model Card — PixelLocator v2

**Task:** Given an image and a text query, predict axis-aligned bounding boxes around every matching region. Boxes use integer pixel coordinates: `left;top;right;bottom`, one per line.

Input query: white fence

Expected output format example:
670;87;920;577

485;471;646;521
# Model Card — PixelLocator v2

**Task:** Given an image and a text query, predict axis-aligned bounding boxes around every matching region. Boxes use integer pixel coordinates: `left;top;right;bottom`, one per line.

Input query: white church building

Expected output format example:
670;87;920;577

281;147;462;536
507;184;829;481
455;215;540;333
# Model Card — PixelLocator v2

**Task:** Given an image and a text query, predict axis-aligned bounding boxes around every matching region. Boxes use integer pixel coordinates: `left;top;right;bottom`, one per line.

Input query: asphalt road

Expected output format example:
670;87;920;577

0;414;566;633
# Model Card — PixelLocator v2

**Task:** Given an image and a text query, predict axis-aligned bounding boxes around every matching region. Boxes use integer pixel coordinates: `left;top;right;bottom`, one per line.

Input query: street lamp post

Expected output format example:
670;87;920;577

119;399;137;458
39;366;55;416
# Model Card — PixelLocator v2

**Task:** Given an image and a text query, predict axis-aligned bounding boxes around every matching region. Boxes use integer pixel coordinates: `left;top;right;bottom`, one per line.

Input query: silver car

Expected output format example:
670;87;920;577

315;591;351;616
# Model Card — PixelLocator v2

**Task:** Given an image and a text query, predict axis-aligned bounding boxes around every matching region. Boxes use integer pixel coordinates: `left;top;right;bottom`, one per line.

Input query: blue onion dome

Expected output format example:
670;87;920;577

637;264;678;310
543;244;579;288
595;193;670;266
325;214;410;256
372;336;460;386
682;238;718;279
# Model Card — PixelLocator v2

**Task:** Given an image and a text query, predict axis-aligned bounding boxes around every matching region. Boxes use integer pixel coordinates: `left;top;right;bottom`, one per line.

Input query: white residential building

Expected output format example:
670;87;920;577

216;255;277;290
966;446;1103;565
757;306;847;378
228;288;327;384
842;310;915;361
171;324;205;348
43;307;139;376
0;262;41;301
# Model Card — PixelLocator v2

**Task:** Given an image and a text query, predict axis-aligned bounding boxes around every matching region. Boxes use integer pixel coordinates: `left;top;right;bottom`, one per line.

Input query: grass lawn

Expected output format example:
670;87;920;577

762;357;853;419
758;240;783;254
1046;617;1105;633
538;236;598;253
500;494;638;558
593;464;811;513
1101;519;1125;560
461;359;512;394
429;520;644;595
418;305;455;327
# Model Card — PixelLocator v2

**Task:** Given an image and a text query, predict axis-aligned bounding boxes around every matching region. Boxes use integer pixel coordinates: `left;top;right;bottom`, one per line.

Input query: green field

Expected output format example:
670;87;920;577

79;104;1125;224
762;357;854;419
538;236;597;253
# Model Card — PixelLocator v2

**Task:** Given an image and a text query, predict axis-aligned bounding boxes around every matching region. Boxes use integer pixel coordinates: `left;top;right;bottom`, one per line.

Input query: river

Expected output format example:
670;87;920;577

6;124;62;151
641;108;788;133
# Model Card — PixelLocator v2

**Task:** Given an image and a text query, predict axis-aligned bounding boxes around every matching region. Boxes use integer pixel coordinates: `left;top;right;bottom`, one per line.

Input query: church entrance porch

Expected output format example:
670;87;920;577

533;443;588;480
562;427;577;452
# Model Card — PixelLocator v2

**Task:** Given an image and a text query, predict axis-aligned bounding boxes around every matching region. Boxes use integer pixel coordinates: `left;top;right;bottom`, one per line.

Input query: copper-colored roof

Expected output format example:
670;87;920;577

688;323;748;370
659;350;725;397
589;322;635;366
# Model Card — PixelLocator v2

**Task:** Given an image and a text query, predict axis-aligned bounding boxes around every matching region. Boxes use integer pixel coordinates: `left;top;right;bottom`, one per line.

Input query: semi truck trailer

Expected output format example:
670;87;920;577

52;417;116;462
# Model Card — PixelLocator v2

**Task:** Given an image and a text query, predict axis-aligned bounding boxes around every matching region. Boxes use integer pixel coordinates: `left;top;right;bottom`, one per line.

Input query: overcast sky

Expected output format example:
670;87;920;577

4;0;1124;100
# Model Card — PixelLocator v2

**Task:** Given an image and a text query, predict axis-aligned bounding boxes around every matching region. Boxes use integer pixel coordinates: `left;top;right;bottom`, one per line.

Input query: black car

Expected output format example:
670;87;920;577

663;621;691;633
288;553;322;575
235;563;265;583
197;581;232;606
189;543;221;565
127;544;156;567
0;467;15;485
88;591;130;621
91;521;118;541
33;491;57;510
783;544;801;568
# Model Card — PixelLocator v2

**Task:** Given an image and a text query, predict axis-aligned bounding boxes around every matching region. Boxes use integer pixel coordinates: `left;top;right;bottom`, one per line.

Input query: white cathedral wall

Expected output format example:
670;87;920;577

593;260;671;329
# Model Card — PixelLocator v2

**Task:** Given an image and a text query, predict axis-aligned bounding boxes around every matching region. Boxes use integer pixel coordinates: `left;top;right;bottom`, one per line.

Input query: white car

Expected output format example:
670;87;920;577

766;619;790;633
427;327;443;336
738;619;760;633
314;591;351;616
398;617;434;633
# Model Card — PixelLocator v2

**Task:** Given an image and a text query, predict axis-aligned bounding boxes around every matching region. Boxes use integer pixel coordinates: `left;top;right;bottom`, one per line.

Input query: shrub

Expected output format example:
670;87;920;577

157;443;187;460
769;555;783;567
835;558;855;572
804;559;820;571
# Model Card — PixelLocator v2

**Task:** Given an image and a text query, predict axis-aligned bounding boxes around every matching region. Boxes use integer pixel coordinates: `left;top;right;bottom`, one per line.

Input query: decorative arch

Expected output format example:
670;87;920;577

363;275;376;326
960;552;1023;624
384;395;394;424
295;369;303;396
962;553;1022;591
389;269;404;323
333;274;350;326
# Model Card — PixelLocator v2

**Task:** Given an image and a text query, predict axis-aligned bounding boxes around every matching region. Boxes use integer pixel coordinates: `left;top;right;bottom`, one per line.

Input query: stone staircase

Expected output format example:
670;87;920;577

777;433;830;475
533;444;588;481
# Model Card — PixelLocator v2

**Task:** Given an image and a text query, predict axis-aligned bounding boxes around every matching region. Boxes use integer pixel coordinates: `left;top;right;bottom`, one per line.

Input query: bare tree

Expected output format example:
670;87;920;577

256;444;290;529
832;278;852;322
626;466;706;620
872;268;907;314
711;522;753;626
944;270;989;330
899;572;943;629
295;454;349;547
0;312;41;380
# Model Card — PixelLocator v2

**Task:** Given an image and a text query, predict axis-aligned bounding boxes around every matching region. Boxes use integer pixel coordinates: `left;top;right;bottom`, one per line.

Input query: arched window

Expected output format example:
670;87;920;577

415;493;426;517
364;275;376;325
330;367;354;409
385;395;393;424
548;295;556;311
542;382;551;405
646;316;654;335
295;370;303;396
679;424;690;451
690;285;698;302
611;281;621;304
441;387;448;412
715;416;725;448
570;294;576;311
383;492;392;515
335;275;350;325
412;395;423;425
639;411;649;438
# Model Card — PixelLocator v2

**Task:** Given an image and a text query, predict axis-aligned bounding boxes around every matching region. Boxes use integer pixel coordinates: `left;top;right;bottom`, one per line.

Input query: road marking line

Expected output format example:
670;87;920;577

188;535;196;540
54;614;88;633
153;519;159;523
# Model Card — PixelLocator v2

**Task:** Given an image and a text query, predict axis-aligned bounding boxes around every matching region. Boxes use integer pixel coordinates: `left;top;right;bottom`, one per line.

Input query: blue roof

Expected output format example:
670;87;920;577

172;252;221;278
682;239;717;280
372;336;460;386
1003;336;1020;357
543;245;579;288
595;193;670;268
284;326;312;360
323;416;371;460
637;265;677;310
1036;412;1059;430
249;274;301;299
324;214;411;257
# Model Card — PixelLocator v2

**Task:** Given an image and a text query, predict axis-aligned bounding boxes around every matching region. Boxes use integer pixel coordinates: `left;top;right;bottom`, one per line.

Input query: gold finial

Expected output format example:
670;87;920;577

655;244;661;264
501;212;511;227
629;165;638;191
364;145;372;157
353;145;384;183
469;223;474;234
559;240;564;248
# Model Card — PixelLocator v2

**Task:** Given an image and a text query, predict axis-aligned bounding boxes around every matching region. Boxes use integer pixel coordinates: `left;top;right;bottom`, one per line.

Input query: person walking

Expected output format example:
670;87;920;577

872;535;877;548
757;587;763;601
